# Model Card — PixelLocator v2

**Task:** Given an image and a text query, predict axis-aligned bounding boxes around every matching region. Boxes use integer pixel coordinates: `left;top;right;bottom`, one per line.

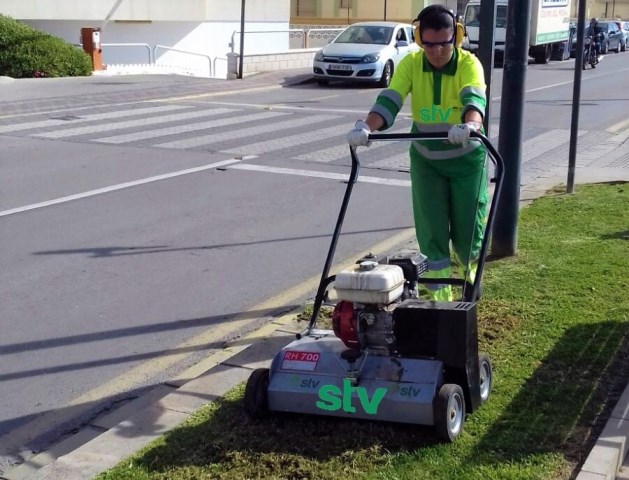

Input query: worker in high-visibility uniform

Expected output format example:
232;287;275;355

347;4;488;302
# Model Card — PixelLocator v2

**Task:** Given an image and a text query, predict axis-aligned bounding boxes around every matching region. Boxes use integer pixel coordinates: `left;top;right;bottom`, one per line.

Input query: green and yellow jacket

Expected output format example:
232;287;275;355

369;47;487;160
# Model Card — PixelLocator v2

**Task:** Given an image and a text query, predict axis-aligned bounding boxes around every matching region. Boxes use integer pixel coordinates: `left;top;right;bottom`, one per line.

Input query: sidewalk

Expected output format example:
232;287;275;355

1;68;628;480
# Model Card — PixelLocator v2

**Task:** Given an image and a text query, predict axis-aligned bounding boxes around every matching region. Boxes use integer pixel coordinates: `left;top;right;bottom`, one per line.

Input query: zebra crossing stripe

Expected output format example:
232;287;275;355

156;114;340;150
92;111;289;144
229;163;411;187
0;105;190;134
34;108;238;140
294;124;411;163
522;129;586;163
223;125;350;156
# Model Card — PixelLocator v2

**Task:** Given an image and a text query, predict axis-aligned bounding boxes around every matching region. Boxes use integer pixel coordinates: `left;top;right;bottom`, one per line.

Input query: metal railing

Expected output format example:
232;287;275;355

153;45;213;77
230;29;307;52
230;27;345;52
213;56;228;76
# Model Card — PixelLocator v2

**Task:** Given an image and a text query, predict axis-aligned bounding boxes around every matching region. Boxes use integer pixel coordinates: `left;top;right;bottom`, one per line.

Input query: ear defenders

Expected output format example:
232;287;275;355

413;5;465;48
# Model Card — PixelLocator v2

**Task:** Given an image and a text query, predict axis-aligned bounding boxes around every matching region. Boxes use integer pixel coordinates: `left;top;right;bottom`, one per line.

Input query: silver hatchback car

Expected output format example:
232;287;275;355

312;21;420;87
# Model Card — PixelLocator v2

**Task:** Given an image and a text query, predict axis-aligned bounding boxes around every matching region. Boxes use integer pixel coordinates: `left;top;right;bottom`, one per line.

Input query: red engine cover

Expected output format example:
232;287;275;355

332;301;359;349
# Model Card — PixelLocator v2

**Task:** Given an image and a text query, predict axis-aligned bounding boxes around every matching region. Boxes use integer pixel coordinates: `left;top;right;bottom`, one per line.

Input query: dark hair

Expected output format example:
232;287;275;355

416;5;455;31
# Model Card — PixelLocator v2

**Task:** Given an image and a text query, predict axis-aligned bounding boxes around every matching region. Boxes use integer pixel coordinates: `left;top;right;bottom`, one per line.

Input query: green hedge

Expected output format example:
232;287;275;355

0;15;92;78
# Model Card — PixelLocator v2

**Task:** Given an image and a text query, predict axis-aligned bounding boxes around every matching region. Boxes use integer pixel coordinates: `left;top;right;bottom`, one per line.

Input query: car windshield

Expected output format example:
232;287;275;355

334;25;393;45
464;5;507;28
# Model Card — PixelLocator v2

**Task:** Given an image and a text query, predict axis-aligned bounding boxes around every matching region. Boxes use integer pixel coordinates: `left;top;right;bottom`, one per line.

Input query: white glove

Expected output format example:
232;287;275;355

347;120;371;147
447;122;479;147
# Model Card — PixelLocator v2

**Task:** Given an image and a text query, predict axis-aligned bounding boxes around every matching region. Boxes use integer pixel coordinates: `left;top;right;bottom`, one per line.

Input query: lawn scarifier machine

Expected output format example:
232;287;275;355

244;132;504;441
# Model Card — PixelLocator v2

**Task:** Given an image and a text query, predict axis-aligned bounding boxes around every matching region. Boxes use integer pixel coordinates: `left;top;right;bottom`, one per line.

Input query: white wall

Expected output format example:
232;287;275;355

24;20;290;78
0;0;289;22
6;0;291;79
0;0;206;21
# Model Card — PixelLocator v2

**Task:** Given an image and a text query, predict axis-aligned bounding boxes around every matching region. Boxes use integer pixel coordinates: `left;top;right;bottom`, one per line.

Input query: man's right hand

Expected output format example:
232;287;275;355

347;120;371;147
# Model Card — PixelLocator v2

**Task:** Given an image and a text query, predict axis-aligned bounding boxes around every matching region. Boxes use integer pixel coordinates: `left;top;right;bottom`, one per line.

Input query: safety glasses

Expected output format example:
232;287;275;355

421;35;455;48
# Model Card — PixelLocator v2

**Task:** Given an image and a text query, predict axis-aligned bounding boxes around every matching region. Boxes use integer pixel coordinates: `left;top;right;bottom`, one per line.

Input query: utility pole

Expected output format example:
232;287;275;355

238;0;245;79
477;0;496;135
491;0;531;257
384;0;388;20
567;0;587;192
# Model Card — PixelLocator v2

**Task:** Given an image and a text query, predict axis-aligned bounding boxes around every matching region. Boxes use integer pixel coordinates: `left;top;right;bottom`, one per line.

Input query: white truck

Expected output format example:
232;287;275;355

463;0;573;63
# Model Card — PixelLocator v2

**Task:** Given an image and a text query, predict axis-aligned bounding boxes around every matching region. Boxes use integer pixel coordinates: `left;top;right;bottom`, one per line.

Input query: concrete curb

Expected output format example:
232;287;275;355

576;383;629;480
2;310;308;480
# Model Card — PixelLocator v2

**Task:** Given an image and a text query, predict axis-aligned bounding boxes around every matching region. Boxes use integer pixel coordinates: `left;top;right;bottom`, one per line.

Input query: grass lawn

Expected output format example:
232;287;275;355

99;183;629;480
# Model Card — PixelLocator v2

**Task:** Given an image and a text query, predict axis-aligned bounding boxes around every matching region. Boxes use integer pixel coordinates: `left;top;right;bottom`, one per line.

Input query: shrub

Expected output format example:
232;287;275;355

0;15;92;78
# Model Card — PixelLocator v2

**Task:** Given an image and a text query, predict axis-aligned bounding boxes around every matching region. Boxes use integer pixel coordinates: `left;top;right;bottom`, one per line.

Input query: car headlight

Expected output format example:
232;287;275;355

314;51;324;62
362;53;380;63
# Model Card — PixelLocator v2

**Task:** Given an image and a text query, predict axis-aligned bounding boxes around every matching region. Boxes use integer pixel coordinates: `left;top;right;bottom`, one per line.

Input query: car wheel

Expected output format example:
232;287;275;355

615;41;621;53
378;61;393;88
603;41;609;54
622;42;626;52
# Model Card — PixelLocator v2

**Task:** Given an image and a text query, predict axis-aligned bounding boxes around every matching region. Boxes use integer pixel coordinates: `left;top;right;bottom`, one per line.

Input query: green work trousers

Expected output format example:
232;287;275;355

409;145;489;301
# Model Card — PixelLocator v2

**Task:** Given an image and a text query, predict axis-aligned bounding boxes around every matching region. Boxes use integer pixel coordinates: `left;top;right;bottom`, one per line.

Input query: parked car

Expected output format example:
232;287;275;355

614;20;628;51
594;21;624;53
312;21;419;87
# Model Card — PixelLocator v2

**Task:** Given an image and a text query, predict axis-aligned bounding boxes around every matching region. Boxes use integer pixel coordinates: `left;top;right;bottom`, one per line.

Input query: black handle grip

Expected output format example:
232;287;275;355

367;131;503;171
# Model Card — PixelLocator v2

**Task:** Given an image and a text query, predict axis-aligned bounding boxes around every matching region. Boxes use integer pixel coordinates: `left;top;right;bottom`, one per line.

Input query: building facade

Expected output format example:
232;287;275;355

289;0;629;25
0;0;292;78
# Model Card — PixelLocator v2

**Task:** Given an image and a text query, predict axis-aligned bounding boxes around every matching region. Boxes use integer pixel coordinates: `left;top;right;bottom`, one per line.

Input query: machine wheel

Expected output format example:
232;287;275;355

434;384;466;442
378;61;393;88
244;368;270;419
479;352;493;405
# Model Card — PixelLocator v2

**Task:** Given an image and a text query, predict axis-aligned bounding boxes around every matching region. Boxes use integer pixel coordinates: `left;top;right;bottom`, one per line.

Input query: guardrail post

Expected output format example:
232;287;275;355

227;52;239;79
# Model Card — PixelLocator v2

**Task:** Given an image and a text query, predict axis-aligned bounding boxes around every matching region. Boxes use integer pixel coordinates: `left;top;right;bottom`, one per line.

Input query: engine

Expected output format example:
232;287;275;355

332;251;427;353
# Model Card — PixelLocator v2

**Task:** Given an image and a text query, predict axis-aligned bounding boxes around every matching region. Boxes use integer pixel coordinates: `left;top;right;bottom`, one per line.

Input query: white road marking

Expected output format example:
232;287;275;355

606;117;629;134
229;163;411;187
0;159;242;218
223;125;349;156
295;124;411;163
92;110;288;144
34;108;237;139
522;129;585;163
0;105;191;133
492;66;629;101
156;114;339;149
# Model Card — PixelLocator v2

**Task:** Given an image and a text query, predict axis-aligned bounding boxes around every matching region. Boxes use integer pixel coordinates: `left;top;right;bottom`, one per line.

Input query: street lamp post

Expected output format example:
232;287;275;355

238;0;245;79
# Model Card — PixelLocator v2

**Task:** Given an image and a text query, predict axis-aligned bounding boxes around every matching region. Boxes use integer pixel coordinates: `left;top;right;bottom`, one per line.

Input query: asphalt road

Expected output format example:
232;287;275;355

1;50;629;473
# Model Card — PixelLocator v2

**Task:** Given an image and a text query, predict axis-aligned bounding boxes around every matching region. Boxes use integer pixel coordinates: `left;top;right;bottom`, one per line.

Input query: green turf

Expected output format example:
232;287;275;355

99;183;629;480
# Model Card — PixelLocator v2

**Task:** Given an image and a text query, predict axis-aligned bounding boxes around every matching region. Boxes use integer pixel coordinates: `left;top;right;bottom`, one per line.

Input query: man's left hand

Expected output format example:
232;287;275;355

448;123;478;147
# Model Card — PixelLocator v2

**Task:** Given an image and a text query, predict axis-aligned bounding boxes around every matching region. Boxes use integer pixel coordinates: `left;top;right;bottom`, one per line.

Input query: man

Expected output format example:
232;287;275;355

585;18;601;59
347;4;488;302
